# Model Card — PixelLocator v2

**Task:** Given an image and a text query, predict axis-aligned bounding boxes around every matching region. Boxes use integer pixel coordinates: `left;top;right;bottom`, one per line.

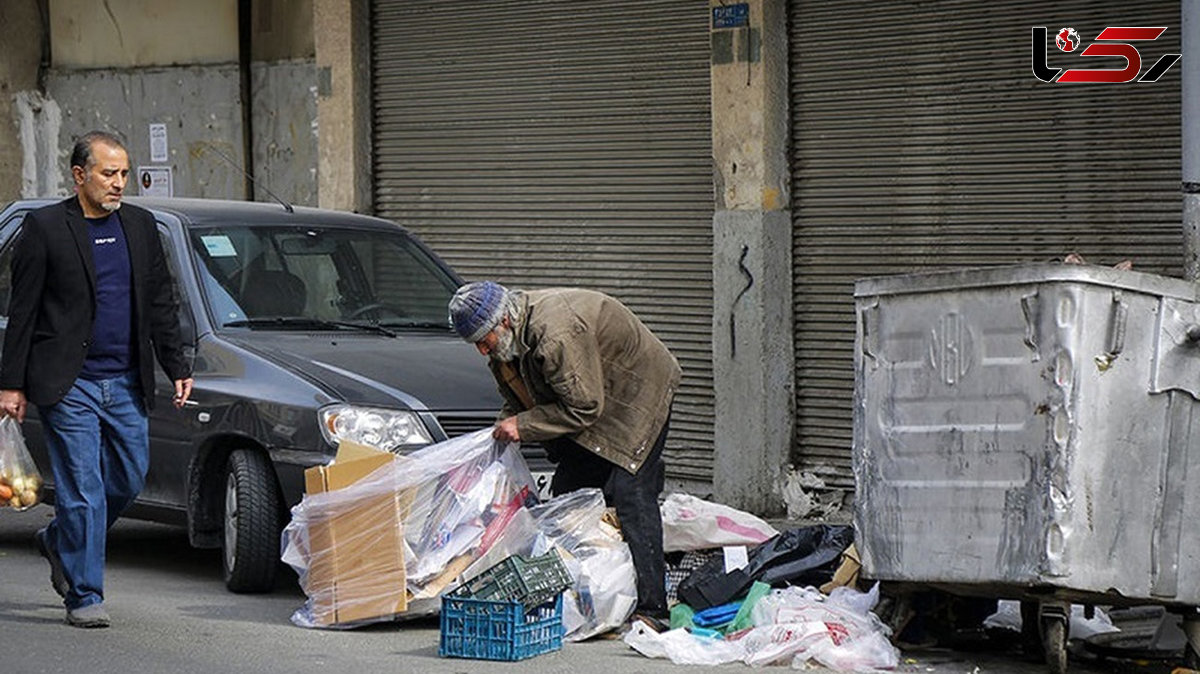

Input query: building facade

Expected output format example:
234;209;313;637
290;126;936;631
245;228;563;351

0;0;1184;515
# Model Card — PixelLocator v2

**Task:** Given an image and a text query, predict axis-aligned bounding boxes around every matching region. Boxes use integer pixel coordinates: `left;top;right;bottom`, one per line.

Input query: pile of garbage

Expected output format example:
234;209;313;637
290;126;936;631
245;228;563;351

278;428;900;668
648;497;898;671
625;583;899;670
280;429;637;638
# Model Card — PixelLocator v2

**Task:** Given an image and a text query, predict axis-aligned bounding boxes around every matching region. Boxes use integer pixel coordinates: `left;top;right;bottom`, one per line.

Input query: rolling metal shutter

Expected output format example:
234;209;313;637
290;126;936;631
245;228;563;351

371;1;716;482
789;0;1183;489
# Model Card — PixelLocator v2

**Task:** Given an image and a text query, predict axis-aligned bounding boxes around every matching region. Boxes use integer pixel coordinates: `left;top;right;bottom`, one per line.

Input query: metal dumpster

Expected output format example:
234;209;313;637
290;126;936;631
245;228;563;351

852;263;1200;671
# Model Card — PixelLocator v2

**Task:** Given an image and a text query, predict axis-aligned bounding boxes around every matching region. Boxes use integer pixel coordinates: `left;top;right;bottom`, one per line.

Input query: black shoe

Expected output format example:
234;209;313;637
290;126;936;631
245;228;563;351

35;528;69;598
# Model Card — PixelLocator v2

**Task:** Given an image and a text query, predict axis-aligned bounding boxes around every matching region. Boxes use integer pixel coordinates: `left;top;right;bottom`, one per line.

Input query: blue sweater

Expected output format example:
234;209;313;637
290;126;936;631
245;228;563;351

80;212;134;379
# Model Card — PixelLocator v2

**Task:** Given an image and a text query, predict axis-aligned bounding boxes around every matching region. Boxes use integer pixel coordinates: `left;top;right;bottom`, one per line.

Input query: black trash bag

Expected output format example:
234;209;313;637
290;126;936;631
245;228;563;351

676;524;854;611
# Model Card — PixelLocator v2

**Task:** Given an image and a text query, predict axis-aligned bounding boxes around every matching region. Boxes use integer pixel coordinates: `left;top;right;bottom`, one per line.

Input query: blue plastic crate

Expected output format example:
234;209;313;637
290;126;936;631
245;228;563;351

439;593;564;661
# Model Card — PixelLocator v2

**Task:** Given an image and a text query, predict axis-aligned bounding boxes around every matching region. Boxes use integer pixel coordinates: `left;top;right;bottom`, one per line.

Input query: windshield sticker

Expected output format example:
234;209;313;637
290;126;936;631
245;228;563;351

200;235;238;257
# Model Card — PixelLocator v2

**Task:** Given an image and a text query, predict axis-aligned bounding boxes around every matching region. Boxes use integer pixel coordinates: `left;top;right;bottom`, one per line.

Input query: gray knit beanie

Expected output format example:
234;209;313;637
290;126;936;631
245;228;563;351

448;281;510;342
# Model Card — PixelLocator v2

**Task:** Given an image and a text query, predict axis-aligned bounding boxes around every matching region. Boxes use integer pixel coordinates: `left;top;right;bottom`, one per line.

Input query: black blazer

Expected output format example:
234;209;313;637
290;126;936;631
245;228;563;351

0;197;191;408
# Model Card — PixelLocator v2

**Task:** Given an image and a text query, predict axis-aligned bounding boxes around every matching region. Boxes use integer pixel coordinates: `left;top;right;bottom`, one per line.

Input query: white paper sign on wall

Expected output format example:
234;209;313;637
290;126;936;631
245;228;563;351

149;123;168;163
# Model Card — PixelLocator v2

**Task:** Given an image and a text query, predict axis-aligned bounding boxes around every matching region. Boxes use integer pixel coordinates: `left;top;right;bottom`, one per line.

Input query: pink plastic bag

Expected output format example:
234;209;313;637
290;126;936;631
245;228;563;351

661;492;779;552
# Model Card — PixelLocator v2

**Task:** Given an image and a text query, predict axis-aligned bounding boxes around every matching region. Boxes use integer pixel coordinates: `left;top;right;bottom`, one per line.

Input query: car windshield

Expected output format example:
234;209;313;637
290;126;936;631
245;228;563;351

188;224;458;330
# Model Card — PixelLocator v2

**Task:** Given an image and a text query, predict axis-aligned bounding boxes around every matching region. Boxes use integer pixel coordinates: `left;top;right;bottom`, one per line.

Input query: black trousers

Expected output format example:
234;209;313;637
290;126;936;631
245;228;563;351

547;420;669;616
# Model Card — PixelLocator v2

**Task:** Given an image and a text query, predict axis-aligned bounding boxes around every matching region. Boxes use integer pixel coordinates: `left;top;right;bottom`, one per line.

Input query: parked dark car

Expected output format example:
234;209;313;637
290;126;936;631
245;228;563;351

0;197;548;593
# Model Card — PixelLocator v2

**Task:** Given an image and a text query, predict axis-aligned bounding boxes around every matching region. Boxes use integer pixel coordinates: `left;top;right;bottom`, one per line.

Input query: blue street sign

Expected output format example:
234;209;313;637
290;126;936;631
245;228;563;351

712;3;749;29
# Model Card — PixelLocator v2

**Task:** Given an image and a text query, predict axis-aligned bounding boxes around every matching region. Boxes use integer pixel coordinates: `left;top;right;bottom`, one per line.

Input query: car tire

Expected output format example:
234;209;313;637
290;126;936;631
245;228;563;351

222;448;281;593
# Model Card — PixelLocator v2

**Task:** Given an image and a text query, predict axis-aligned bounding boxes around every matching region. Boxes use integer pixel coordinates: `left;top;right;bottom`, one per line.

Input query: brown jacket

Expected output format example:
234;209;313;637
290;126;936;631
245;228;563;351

489;288;681;474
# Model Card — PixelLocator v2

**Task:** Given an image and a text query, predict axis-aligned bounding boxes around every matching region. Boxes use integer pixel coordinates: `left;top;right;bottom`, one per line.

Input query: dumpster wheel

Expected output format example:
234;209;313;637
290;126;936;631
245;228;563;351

1183;610;1200;671
1185;642;1200;670
1021;601;1043;660
1040;605;1070;674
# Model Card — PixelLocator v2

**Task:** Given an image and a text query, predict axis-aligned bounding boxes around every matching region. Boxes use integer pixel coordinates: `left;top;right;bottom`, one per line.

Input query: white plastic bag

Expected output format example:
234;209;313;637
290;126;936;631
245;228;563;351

739;622;838;666
661;492;779;552
826;581;880;616
622;581;899;671
623;622;746;665
982;599;1022;632
743;584;899;672
983;600;1120;641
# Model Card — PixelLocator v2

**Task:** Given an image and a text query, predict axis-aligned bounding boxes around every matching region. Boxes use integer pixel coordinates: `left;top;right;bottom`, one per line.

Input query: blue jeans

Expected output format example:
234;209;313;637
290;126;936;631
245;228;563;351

38;372;148;609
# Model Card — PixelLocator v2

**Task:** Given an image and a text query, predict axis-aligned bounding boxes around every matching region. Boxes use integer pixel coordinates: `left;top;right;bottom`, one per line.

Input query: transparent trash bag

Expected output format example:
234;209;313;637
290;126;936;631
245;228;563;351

282;429;539;629
530;488;638;640
0;416;43;511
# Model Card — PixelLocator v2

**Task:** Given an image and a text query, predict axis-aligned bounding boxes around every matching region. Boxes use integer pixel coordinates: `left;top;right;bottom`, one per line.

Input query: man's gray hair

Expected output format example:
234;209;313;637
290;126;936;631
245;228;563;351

70;130;127;170
502;290;523;329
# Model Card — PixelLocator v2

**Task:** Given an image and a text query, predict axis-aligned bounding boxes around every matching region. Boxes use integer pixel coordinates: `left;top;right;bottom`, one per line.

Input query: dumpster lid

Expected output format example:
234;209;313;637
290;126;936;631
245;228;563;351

854;263;1200;301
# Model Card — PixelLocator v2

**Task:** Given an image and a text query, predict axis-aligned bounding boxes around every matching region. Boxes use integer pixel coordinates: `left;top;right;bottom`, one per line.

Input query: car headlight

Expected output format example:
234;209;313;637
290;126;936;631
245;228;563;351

318;404;434;453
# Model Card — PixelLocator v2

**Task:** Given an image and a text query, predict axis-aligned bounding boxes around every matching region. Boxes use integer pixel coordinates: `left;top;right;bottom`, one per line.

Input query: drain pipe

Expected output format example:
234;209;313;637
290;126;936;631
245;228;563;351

237;0;255;201
1185;2;1199;280
1171;6;1200;652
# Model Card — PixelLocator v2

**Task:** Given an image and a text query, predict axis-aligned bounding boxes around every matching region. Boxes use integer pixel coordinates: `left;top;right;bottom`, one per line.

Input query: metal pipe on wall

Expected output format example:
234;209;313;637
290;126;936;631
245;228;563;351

1184;1;1199;280
238;0;255;201
35;0;50;92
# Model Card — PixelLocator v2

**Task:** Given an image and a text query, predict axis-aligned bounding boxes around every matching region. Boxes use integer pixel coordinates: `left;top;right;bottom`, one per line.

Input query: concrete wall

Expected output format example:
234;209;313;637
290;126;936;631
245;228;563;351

312;0;370;213
6;0;319;205
45;67;245;199
710;0;794;516
34;62;317;204
252;60;319;206
50;0;238;67
0;1;46;203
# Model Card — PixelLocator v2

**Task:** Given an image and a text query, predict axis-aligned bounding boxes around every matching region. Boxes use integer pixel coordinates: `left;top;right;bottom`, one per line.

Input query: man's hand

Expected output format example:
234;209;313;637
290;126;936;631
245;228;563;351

0;390;27;422
173;378;194;409
493;416;521;443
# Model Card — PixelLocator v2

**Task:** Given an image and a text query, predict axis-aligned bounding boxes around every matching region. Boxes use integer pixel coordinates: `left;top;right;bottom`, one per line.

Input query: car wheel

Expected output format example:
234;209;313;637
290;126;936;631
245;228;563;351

223;448;281;593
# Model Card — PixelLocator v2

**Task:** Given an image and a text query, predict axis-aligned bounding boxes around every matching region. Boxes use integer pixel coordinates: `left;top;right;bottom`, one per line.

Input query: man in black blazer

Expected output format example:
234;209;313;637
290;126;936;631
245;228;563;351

0;130;193;628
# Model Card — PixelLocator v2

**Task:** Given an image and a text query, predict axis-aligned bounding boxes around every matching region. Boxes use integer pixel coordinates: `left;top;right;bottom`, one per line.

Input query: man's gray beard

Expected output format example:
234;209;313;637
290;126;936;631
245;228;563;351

101;200;121;212
488;324;519;363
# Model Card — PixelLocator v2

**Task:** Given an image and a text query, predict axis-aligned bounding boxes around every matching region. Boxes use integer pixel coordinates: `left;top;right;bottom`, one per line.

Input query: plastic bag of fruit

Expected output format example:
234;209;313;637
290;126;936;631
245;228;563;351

0;416;41;510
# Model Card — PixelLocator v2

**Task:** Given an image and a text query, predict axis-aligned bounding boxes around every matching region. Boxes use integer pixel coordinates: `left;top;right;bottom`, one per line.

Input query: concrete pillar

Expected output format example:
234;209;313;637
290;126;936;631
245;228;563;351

313;0;371;213
1184;1;1200;280
0;1;46;202
710;0;793;516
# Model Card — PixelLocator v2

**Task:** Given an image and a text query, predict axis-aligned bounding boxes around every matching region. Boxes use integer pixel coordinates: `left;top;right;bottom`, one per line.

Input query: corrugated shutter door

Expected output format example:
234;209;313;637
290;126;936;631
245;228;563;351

790;0;1183;489
371;1;715;482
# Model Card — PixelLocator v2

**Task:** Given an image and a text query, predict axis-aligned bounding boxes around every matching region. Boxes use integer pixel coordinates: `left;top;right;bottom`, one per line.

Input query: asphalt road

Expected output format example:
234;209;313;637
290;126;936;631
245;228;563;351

0;503;1177;674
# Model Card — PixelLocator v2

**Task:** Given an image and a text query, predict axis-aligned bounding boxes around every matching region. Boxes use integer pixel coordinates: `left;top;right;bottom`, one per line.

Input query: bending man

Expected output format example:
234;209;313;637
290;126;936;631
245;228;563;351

449;281;679;620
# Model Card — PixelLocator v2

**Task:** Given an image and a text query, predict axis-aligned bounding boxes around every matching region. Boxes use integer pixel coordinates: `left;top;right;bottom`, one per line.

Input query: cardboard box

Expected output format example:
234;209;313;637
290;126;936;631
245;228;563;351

303;441;410;626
